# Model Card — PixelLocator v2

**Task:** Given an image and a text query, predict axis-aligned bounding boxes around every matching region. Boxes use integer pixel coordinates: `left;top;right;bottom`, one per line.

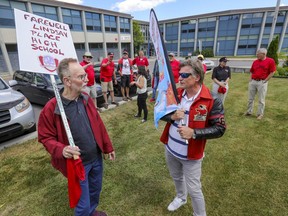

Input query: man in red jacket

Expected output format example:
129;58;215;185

38;58;115;216
160;59;226;216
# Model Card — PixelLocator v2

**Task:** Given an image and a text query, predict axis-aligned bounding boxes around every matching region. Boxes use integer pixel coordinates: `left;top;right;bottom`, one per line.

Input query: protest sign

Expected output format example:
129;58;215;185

14;8;77;74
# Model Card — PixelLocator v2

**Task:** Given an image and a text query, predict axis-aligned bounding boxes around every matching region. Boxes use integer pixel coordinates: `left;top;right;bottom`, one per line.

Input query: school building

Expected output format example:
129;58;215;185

1;0;288;75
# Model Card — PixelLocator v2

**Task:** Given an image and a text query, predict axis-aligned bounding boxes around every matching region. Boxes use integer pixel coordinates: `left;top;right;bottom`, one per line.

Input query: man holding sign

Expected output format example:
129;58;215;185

38;58;115;216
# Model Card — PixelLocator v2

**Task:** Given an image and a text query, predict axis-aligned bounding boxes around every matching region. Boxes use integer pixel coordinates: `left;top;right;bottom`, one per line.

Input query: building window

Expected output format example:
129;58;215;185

104;15;117;32
85;12;101;32
0;0;26;27
120;17;130;33
32;4;58;21
62;8;82;31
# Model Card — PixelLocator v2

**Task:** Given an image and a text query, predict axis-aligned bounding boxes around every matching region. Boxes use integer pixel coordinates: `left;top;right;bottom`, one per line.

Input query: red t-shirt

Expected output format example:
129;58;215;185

100;58;115;82
80;61;95;86
132;56;149;67
170;59;180;83
250;57;276;80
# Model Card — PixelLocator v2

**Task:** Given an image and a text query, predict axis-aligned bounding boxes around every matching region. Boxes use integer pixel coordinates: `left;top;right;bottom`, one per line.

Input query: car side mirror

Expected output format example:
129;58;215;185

8;80;18;87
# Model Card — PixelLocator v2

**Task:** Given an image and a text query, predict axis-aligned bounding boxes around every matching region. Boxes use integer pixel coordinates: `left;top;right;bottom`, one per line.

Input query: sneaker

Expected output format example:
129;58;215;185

257;114;263;120
149;98;155;102
167;197;187;211
104;103;108;109
111;101;119;106
127;96;132;101
93;210;107;216
141;119;147;123
134;114;141;118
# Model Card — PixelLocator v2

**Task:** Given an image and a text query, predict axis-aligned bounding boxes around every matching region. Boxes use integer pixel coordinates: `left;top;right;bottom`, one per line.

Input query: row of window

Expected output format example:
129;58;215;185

0;0;131;33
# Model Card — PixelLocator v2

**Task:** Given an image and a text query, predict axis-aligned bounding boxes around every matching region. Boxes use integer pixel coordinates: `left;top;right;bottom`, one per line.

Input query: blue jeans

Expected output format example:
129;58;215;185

152;76;159;99
74;156;103;216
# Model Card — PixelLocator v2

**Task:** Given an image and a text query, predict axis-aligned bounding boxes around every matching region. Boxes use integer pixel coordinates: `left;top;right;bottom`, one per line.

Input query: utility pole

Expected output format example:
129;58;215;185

269;0;281;44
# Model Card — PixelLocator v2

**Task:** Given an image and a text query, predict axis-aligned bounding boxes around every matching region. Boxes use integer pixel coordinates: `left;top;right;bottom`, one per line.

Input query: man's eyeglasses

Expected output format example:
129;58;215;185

179;73;192;79
85;56;92;59
69;74;87;81
77;74;87;81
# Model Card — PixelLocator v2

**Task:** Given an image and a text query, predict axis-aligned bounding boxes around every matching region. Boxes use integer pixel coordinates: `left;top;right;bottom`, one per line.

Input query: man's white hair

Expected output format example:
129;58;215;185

257;48;267;55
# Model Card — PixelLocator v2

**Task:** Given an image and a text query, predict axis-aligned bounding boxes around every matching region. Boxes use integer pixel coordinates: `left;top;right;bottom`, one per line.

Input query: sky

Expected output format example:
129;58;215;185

56;0;288;21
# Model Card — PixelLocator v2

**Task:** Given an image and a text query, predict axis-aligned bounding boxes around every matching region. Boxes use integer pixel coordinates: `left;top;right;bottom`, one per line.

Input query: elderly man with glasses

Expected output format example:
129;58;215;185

38;58;115;216
160;59;226;216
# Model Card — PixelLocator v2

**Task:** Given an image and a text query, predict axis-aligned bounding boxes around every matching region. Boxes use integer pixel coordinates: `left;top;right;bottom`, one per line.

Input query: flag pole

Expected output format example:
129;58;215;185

50;74;79;159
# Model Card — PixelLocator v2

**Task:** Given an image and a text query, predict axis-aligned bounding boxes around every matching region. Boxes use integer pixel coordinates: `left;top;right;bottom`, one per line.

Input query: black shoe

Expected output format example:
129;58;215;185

141;119;147;123
111;101;119;106
134;114;140;118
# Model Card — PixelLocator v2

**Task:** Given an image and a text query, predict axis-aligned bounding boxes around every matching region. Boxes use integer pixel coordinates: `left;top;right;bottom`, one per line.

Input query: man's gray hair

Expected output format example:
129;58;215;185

257;48;267;55
179;59;205;84
57;58;78;82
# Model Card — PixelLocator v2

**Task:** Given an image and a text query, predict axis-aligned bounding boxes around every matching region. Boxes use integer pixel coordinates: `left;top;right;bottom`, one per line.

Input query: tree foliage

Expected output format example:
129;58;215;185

133;21;144;54
267;35;279;65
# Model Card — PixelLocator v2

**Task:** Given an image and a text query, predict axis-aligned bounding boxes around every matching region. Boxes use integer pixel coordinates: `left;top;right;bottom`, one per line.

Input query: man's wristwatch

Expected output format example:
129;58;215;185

192;132;196;139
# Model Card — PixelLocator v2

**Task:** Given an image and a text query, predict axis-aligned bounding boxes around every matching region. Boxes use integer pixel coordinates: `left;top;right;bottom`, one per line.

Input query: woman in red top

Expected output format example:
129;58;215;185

132;50;149;72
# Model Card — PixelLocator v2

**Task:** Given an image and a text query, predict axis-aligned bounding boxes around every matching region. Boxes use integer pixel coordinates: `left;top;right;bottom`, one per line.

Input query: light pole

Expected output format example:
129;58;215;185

269;0;281;45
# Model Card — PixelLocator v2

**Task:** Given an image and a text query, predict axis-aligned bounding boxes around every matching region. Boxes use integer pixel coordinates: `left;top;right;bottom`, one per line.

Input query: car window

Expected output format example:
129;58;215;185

22;72;33;83
43;74;62;85
34;73;46;86
0;79;8;90
14;71;26;82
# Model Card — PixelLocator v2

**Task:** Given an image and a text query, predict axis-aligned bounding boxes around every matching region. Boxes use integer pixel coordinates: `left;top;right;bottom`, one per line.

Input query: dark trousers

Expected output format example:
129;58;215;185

137;92;148;120
74;156;103;216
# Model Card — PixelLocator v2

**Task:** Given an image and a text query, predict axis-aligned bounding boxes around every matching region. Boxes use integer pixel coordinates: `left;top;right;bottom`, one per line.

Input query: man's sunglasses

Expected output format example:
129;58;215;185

179;73;192;79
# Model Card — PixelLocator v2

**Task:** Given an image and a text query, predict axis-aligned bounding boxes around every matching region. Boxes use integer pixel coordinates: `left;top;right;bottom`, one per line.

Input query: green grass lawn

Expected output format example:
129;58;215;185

0;73;288;216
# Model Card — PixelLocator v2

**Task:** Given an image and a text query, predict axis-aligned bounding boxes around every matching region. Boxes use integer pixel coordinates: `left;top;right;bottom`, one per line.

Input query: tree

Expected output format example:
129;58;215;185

133;21;144;55
267;35;279;65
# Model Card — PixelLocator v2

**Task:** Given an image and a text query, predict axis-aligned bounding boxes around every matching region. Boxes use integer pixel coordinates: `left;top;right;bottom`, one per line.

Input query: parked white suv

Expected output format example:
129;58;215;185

0;77;36;143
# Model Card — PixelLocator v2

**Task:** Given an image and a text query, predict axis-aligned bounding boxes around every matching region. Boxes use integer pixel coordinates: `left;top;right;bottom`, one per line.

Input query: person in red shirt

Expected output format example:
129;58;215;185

168;52;180;84
80;52;100;111
100;52;119;109
245;48;276;120
132;50;149;72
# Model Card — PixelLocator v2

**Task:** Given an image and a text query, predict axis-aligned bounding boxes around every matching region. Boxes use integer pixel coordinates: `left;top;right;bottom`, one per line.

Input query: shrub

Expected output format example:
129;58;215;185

267;35;279;65
276;66;286;76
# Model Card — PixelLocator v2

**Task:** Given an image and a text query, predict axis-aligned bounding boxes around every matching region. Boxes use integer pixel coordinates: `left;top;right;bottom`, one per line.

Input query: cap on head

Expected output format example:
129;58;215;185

168;52;175;57
219;57;228;62
108;52;114;56
197;54;204;60
83;51;93;58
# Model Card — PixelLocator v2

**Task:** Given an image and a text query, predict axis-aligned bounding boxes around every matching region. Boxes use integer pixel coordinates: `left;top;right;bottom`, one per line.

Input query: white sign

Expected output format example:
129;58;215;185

14;9;77;75
121;35;131;41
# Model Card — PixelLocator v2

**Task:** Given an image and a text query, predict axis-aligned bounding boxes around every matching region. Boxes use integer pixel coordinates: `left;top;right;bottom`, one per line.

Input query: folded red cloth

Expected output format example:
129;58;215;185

218;86;227;94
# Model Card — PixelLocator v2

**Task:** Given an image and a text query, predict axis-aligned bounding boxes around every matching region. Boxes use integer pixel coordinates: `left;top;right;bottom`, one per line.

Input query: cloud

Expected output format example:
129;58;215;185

111;0;175;13
55;0;83;4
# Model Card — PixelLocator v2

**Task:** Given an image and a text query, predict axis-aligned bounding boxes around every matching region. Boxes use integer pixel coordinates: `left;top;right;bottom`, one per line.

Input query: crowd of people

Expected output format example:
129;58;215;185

38;47;276;216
